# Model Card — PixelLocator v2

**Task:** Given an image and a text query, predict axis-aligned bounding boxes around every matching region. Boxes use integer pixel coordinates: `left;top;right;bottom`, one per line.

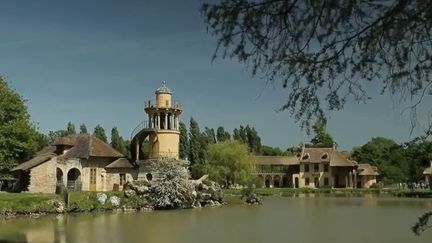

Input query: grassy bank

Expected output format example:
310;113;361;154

223;188;432;198
0;193;61;215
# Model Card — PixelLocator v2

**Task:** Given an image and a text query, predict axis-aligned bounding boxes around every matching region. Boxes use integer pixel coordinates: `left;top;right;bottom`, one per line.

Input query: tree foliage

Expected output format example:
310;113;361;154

66;122;76;135
309;119;335;148
0;76;39;177
202;0;432;134
93;125;107;143
205;140;254;187
110;126;127;155
233;125;262;153
79;124;88;134
352;137;408;183
216;126;231;142
179;122;189;160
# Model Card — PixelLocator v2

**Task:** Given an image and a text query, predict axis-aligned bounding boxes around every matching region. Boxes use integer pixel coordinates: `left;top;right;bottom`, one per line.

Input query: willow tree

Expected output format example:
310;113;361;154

202;0;432;135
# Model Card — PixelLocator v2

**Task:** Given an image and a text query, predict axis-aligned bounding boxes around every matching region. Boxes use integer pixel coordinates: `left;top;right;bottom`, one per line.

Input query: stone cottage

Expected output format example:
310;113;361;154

11;134;137;193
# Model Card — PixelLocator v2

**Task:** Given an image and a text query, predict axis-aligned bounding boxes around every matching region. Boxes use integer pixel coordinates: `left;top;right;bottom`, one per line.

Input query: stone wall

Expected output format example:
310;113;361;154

28;157;57;193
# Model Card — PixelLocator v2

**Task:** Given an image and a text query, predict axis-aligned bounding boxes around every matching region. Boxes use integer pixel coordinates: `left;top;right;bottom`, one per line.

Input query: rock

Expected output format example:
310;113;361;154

97;193;108;205
109;196;121;208
200;193;212;200
48;199;66;213
124;189;137;198
140;206;154;212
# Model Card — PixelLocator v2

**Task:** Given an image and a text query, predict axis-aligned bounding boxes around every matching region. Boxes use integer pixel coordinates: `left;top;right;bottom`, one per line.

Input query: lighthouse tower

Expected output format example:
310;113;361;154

130;81;182;161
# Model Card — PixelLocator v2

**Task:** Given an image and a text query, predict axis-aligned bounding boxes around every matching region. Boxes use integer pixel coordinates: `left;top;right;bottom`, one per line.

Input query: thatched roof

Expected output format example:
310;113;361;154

254;156;299;165
11;153;56;172
357;163;379;176
106;158;136;169
61;134;123;160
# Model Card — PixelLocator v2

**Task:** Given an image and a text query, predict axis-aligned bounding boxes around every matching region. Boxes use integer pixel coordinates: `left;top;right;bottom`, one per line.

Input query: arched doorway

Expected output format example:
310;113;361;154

273;175;281;188
282;175;289;187
294;177;299;188
67;168;81;191
56;168;63;184
265;175;272;188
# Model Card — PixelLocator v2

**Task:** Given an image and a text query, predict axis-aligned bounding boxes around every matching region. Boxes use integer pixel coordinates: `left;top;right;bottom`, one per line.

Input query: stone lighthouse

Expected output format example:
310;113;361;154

130;81;182;162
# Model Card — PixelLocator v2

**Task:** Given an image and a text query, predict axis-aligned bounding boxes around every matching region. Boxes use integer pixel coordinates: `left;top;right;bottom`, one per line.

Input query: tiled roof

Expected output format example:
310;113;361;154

11;153;56;172
61;134;124;159
357;163;379;176
254;156;299;165
106;158;136;169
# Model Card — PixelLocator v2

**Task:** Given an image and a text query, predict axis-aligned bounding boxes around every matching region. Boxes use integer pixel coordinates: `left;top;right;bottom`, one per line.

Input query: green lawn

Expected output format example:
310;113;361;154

0;193;61;214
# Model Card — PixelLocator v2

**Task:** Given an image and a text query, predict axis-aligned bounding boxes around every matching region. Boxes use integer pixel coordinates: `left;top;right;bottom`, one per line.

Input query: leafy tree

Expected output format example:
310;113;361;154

47;130;68;144
203;127;217;145
260;145;286;156
93;125;107;143
179;122;189;160
123;139;131;159
352;137;407;184
202;0;432;134
79;124;88;134
233;128;241;141
110;126;127;155
404;140;432;182
66;122;76;135
246;125;261;153
205;140;254;188
309;119;335;148
216;126;231;142
0;76;39;177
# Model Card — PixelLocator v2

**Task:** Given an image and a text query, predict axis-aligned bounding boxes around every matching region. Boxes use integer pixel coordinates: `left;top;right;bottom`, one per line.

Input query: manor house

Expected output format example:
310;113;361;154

254;145;378;189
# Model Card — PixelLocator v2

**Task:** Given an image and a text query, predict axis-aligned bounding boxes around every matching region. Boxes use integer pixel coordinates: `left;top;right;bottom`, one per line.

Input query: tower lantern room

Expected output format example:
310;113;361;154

131;81;182;162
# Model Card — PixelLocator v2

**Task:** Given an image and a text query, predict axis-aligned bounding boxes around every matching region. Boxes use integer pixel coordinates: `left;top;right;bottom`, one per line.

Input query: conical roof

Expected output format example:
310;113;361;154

155;81;172;94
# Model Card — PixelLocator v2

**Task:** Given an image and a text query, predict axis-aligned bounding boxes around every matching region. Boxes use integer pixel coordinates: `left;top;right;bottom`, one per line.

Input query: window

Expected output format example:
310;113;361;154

305;177;310;186
314;177;319;187
166;100;169;107
324;177;329;186
119;173;126;186
314;164;319;172
324;164;329;172
304;164;309;172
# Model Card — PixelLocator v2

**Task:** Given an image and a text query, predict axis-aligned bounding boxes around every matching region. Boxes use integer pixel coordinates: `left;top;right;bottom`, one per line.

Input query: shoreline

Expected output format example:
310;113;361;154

2;188;431;220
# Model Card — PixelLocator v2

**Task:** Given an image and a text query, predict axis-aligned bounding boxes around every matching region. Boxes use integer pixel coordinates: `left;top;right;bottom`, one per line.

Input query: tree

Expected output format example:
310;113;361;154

202;1;432;134
66;122;76;135
260;145;286;156
205;140;254;188
79;124;88;134
309;119;335;148
0;76;39;177
352;137;407;184
93;125;107;143
246;126;261;153
216;126;231;142
179;122;189;160
203;127;217;145
110;126;127;155
189;118;203;178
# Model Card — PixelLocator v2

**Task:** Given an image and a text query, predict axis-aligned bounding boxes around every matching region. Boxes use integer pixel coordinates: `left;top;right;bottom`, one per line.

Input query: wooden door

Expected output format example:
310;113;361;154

90;168;97;191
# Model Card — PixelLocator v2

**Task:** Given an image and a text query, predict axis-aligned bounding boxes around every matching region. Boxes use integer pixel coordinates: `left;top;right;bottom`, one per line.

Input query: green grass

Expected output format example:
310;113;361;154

68;191;125;212
0;193;61;214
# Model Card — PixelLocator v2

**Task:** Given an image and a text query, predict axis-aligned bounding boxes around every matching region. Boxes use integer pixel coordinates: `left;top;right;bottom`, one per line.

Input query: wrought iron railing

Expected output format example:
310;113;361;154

144;100;182;110
131;120;150;140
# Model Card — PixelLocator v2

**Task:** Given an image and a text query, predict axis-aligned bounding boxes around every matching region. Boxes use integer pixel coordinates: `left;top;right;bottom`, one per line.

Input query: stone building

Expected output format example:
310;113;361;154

11;134;137;193
254;146;378;189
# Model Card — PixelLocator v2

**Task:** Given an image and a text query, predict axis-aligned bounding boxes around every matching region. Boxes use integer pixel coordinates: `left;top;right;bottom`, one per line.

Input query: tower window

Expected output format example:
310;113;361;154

166;100;169;106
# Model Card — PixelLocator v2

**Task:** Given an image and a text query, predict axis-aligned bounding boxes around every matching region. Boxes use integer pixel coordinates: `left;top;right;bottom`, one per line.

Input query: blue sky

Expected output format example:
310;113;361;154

0;0;430;150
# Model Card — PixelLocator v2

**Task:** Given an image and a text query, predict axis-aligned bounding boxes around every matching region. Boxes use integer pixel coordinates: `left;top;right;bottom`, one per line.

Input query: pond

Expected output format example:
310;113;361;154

0;196;431;243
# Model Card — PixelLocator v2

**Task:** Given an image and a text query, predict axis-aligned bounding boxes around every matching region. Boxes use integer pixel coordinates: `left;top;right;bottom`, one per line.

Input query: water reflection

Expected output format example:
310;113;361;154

0;197;431;243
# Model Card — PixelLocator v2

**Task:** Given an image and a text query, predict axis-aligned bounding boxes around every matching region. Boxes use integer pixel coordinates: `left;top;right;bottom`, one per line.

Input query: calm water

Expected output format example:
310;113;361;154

1;196;431;243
